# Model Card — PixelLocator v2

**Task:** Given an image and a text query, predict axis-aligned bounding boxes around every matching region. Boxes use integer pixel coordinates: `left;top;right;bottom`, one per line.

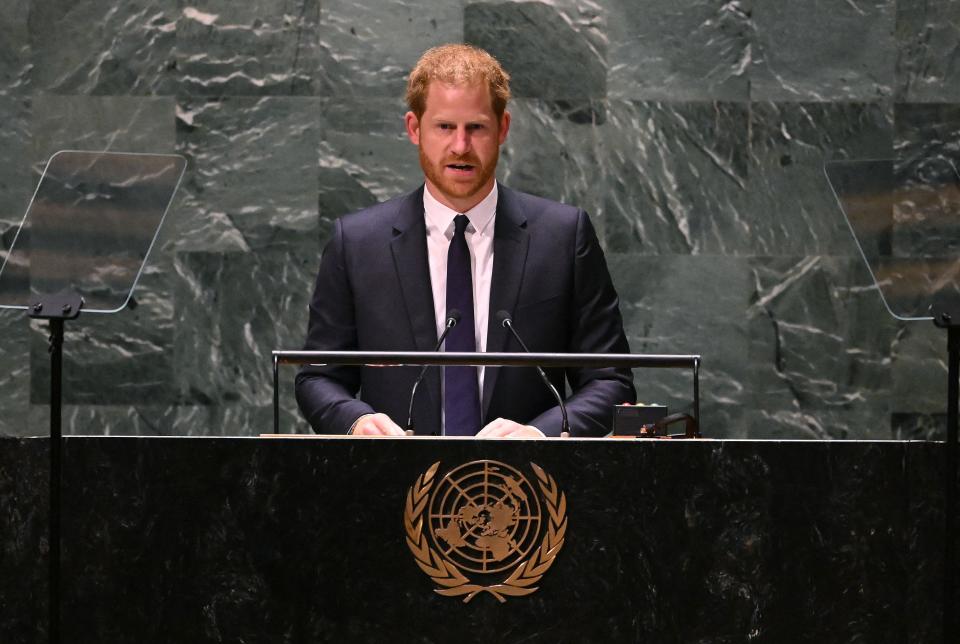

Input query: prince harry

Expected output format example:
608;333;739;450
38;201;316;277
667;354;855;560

296;44;635;437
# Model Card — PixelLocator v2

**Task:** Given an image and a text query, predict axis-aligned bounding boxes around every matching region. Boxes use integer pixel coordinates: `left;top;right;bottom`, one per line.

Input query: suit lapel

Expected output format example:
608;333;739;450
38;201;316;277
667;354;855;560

390;187;442;432
482;186;529;419
390;186;437;350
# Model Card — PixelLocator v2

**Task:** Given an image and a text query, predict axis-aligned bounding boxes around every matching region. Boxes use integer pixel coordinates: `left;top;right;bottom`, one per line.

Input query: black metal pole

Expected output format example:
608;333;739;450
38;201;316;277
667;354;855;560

31;293;79;644
273;355;280;435
693;357;701;428
945;325;958;644
48;318;63;644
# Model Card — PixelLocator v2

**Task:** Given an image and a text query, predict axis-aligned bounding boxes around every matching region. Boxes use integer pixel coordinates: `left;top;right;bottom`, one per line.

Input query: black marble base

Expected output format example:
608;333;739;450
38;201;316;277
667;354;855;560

0;438;48;644
52;438;948;643
0;437;951;643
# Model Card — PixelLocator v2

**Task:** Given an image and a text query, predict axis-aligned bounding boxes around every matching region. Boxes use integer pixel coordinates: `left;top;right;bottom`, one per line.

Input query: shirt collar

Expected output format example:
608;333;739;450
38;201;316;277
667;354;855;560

423;181;498;238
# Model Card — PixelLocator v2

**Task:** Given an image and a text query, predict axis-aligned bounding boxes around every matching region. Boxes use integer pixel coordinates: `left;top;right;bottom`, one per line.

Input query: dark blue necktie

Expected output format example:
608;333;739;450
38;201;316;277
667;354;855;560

444;214;481;435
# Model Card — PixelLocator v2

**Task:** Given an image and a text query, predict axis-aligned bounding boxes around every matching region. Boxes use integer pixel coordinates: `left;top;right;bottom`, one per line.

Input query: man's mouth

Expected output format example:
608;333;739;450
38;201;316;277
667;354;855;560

446;162;476;172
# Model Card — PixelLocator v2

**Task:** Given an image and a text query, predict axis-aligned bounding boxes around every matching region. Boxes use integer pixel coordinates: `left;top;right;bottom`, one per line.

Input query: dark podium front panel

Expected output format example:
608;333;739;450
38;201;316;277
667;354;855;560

0;439;48;643
0;437;948;643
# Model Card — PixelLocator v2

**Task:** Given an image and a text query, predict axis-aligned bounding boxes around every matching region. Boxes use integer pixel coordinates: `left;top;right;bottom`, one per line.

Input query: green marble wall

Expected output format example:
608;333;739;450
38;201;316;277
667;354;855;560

1;0;958;438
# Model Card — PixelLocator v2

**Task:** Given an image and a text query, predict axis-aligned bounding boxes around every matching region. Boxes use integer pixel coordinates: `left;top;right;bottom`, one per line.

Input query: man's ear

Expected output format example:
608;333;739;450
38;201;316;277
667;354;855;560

404;111;421;145
498;110;511;145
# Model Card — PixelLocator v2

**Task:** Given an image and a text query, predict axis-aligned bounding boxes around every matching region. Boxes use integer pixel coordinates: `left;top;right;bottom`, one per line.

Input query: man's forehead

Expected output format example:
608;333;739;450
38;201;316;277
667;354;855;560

423;80;494;111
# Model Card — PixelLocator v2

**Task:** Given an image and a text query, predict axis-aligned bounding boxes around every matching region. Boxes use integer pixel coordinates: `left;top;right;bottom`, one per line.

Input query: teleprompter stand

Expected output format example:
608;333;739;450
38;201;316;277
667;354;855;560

0;151;186;644
932;303;959;643
826;158;960;643
28;290;82;644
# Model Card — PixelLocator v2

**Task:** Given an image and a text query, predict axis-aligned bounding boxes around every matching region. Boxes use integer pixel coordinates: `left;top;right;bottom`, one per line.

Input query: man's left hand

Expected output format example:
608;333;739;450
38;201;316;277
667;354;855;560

476;418;546;438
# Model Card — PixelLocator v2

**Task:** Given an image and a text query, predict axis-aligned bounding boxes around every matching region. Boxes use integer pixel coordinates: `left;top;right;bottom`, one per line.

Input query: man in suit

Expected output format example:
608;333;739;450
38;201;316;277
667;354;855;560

296;44;635;437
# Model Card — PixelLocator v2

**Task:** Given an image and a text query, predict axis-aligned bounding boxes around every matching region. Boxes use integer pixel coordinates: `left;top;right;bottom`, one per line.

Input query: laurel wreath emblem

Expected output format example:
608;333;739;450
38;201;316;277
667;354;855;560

403;461;568;603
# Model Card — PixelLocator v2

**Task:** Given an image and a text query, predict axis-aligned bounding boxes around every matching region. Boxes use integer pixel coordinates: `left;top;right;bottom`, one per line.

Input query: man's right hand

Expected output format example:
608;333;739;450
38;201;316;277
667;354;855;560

349;413;406;436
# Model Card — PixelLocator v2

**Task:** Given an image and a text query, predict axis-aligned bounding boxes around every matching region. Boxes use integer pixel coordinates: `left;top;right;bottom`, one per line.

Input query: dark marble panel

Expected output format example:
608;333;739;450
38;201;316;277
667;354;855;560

743;406;890;440
751;0;895;101
44;394;306;436
896;0;960;102
29;268;176;408
55;438;945;643
27;0;177;95
891;320;950;418
0;1;30;95
755;442;918;642
605;0;751;101
894;103;960;165
318;96;422;223
175;0;321;96
903;440;947;643
0;96;34;230
173;97;321;253
601;100;750;255
170;242;313;432
610;254;752;437
892;412;946;441
57;404;207;436
499;98;605;232
0;437;48;643
748;102;893;256
317;0;462;98
30;95;176;159
0;97;33;436
0;312;32;437
464;2;606;100
747;256;898;439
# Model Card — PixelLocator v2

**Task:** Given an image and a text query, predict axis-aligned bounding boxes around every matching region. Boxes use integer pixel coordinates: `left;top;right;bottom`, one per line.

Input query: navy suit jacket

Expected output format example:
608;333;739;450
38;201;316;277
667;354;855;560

295;184;636;436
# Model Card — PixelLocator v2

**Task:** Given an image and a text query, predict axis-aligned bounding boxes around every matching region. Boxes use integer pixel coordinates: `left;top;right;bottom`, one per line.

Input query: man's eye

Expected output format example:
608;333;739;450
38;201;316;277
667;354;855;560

438;124;454;130
467;124;485;131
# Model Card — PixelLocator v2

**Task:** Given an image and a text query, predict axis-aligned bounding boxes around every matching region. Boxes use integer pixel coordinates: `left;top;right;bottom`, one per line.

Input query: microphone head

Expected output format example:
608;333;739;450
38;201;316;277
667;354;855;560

446;309;462;325
495;309;512;327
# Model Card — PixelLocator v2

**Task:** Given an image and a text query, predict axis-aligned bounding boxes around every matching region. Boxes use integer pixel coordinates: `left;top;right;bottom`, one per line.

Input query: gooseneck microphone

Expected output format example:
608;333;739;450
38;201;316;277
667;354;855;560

405;309;462;435
495;310;571;438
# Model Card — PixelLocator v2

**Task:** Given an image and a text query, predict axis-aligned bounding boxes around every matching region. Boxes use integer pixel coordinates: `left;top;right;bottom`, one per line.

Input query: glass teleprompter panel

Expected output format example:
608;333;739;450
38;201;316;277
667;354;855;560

0;150;186;313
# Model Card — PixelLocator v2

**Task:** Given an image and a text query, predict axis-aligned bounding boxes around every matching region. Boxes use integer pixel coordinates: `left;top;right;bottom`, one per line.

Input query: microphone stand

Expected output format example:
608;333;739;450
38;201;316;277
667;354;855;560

405;310;461;435
498;312;570;438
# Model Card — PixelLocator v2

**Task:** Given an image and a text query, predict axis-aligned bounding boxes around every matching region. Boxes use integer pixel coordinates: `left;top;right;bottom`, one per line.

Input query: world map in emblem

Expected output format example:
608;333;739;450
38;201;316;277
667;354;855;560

427;460;543;574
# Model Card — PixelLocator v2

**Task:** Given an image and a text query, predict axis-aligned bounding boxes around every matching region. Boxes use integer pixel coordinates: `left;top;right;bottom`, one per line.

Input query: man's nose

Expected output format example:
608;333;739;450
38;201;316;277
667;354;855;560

450;127;471;155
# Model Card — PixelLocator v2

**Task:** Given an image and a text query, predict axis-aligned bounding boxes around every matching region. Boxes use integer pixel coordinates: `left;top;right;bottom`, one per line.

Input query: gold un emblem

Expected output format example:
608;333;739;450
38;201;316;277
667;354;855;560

403;460;568;603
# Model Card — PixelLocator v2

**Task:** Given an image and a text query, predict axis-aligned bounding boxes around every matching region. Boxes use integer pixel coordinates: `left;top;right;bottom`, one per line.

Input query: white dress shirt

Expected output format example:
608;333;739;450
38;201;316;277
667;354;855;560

423;182;497;431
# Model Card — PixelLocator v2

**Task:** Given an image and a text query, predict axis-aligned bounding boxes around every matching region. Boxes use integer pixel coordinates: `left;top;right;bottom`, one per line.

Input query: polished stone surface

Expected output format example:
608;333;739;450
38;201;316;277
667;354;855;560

0;2;959;439
895;0;960;102
751;0;896;101
27;437;942;643
176;0;321;96
465;2;606;99
606;0;750;101
0;438;48;644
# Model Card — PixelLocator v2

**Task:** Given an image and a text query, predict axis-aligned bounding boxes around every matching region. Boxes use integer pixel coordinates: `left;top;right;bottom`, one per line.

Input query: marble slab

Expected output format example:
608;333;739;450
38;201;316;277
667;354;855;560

175;0;321;96
896;0;960;102
465;2;606;100
0;438;48;644
318;0;462;98
751;0;895;101
606;0;750;101
48;437;947;643
0;1;30;96
27;0;177;95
